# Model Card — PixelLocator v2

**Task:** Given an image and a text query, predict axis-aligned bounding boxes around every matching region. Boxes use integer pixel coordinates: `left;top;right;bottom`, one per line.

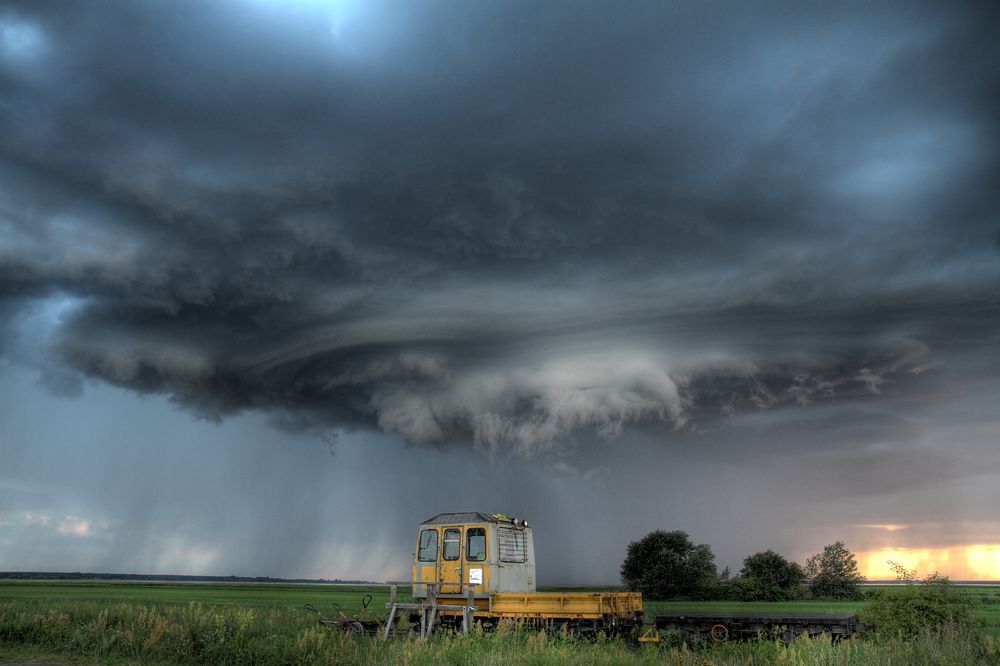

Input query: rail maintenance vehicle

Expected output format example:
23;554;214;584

308;511;868;642
383;511;643;638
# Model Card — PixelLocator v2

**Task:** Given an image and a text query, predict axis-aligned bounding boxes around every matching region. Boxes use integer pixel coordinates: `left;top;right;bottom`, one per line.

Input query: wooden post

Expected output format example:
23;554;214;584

427;603;438;639
383;584;398;640
421;584;436;640
383;605;396;640
463;585;475;634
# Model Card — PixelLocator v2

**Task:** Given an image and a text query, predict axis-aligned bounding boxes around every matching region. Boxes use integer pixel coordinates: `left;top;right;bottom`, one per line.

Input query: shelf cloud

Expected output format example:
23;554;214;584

3;1;998;458
1;1;999;580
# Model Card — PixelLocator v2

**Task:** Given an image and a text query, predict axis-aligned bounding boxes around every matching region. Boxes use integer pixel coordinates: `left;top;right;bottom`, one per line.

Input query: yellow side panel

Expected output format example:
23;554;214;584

489;592;643;619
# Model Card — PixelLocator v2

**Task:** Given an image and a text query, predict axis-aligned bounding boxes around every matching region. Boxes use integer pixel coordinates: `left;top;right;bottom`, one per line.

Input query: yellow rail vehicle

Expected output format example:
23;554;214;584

390;512;643;637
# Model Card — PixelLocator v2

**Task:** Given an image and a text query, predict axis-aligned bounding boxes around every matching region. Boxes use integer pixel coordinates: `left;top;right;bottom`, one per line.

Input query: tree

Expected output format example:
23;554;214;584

804;541;865;599
732;549;806;601
621;530;718;600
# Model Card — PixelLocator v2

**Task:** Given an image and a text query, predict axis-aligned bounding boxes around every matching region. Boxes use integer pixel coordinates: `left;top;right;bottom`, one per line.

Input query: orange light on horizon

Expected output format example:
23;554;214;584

857;544;1000;580
855;523;910;532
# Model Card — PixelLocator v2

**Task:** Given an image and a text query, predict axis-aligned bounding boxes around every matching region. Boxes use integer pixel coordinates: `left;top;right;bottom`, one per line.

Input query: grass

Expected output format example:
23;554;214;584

645;588;1000;637
645;599;865;616
1;581;998;664
957;586;1000;633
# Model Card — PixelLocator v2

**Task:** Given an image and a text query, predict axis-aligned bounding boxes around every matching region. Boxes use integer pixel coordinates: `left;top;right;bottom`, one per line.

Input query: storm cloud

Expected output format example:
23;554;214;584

1;1;999;580
3;0;997;460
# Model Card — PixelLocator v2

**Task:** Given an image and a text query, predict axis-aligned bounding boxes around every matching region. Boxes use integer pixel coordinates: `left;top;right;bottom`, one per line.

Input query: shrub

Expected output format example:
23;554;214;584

861;563;979;638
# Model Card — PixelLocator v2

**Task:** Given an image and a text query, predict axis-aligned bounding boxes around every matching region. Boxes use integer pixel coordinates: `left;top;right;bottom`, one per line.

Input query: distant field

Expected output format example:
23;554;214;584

0;580;397;613
1;581;998;665
3;580;998;627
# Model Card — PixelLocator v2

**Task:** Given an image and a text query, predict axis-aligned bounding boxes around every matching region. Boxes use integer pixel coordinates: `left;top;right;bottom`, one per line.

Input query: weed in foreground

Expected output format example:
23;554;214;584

2;598;1000;665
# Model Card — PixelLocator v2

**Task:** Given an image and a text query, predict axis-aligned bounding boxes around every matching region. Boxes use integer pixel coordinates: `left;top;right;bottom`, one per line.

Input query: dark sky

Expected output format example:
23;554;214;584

1;0;998;582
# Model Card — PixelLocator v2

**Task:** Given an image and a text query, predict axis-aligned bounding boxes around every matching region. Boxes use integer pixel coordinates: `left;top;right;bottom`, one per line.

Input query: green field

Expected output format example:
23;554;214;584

1;581;998;665
0;581;395;612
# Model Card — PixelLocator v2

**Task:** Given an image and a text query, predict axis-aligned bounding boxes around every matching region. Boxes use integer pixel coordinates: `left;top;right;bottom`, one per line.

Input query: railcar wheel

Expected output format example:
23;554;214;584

710;624;729;642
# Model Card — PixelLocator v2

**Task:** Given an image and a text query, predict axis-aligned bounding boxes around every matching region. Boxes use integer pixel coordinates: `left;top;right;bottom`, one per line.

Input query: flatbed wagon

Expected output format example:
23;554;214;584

490;590;643;621
384;582;643;638
653;612;867;642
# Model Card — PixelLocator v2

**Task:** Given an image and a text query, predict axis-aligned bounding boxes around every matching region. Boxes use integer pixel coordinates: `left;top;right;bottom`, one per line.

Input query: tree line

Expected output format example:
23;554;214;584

620;530;866;600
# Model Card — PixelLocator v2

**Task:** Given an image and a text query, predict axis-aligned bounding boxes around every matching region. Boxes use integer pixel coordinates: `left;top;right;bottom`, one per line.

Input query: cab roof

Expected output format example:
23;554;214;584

421;512;507;525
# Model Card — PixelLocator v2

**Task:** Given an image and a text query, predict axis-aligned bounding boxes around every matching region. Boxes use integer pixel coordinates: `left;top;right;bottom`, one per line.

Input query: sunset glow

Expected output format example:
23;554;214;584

857;545;1000;581
855;524;910;532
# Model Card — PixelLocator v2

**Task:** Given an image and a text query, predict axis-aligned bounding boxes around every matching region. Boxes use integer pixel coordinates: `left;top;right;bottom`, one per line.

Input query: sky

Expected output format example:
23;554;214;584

1;0;998;584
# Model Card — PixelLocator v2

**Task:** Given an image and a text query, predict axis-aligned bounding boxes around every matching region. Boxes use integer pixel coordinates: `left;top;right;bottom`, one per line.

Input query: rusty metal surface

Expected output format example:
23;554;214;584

653;613;866;641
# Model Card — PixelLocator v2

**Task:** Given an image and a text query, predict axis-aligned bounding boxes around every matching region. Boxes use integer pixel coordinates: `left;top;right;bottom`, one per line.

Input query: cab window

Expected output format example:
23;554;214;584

466;528;486;561
443;528;461;561
417;529;438;562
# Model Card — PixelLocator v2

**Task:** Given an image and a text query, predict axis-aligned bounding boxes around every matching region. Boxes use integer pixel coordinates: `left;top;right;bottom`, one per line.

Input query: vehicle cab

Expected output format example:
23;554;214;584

412;512;535;601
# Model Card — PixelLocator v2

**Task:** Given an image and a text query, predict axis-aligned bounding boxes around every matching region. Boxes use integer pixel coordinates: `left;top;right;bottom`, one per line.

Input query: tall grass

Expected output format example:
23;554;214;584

1;598;998;665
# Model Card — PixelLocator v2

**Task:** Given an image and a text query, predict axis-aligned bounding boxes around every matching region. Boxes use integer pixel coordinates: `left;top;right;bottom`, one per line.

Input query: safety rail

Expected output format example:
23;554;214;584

384;581;478;640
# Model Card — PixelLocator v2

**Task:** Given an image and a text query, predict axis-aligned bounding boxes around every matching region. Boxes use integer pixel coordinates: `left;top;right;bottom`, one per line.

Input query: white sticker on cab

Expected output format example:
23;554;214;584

469;568;483;584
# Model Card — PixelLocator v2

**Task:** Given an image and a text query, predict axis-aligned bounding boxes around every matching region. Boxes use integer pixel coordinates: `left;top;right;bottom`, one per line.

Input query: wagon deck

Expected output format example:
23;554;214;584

489;591;643;618
653;612;866;642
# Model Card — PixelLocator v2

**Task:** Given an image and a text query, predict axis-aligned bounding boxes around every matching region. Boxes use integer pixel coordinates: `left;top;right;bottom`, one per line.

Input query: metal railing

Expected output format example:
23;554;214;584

384;581;478;640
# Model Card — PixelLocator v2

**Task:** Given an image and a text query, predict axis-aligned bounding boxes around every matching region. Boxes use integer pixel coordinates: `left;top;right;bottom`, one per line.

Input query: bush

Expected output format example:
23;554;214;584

861;563;980;638
620;530;718;600
790;583;813;600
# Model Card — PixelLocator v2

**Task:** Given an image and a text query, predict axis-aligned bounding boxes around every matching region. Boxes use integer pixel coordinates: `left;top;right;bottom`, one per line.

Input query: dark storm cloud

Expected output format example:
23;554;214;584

1;0;999;457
